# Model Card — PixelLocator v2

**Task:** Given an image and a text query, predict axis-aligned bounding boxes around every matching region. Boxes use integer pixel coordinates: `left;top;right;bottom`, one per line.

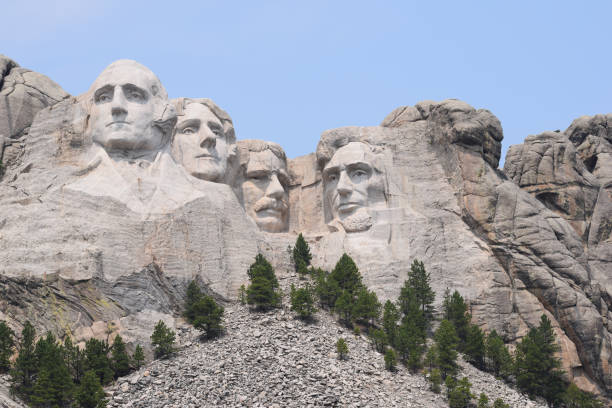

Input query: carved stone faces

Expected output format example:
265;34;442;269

172;101;235;183
86;60;171;156
322;142;386;232
237;142;289;232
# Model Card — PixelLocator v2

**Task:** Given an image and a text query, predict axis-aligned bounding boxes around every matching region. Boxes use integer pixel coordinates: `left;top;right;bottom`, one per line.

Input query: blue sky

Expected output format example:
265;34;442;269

3;1;611;166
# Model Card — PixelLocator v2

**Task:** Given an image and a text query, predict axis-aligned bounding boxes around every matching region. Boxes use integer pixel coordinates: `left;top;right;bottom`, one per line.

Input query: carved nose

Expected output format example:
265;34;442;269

111;106;127;117
266;174;285;199
336;171;352;195
200;135;216;149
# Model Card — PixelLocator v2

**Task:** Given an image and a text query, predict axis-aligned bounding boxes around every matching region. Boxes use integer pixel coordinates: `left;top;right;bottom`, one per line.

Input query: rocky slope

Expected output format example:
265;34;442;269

105;273;545;408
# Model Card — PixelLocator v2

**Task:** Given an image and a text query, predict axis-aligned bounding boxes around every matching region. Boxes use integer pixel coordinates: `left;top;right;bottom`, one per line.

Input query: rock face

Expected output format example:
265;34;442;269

0;57;610;399
0;55;68;174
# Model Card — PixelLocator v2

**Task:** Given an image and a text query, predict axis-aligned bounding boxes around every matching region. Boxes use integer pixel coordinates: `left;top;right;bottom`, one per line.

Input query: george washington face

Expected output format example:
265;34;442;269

87;61;167;154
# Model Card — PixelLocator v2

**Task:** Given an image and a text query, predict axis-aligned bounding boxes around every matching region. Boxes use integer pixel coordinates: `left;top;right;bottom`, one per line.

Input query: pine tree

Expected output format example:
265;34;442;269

10;321;37;397
0;321;15;373
132;345;145;370
334;290;354;325
246;254;280;310
484;330;512;379
369;329;387;353
192;295;225;339
247;276;280;311
407;259;435;327
84;338;114;385
384;348;397;371
247;254;279;288
329;253;363;295
111;334;131;378
395;318;425;371
382;300;400;348
477;393;490;408
290;284;316;320
76;370;108;408
31;332;74;407
428;368;442;393
514;314;566;405
464;324;485;369
293;233;312;271
238;284;247;305
424;344;438;371
562;383;603;408
336;338;348;360
62;336;85;384
448;376;473;408
352;287;381;326
398;284;426;338
151;320;175;359
314;268;340;309
443;290;471;349
434;319;459;380
492;399;510;408
184;280;204;322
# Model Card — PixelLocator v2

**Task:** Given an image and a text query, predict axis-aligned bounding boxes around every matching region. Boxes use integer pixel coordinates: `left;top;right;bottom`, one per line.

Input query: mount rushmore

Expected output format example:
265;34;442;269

0;55;610;396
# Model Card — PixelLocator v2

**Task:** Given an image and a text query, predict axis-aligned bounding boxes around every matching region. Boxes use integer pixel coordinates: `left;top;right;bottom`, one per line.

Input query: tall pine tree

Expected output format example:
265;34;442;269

10;321;37;397
31;332;74;407
0;321;15;373
434;319;459;379
515;314;566;405
111;334;131;378
407;259;435;327
292;233;312;271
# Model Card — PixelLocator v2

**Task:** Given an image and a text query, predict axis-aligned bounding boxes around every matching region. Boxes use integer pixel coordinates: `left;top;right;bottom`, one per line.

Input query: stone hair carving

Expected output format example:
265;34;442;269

235;140;289;233
316;130;388;232
171;98;237;183
82;59;176;157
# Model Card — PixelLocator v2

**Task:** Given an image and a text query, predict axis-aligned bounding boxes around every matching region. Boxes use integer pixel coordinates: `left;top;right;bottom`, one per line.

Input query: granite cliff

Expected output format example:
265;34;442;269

0;56;610;399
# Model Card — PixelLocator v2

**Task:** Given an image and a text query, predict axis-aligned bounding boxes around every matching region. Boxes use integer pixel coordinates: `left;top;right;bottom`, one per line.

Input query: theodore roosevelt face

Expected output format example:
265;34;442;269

241;149;289;233
87;62;165;153
322;142;385;232
172;103;233;182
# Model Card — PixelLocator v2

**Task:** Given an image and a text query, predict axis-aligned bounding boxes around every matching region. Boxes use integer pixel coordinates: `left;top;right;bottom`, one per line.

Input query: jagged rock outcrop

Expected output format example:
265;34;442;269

0;57;610;402
0;55;68;179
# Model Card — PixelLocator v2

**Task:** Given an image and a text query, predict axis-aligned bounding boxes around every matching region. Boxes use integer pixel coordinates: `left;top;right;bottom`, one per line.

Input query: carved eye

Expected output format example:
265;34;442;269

96;93;112;103
182;127;197;135
129;90;144;101
351;169;367;179
326;173;338;183
209;125;222;136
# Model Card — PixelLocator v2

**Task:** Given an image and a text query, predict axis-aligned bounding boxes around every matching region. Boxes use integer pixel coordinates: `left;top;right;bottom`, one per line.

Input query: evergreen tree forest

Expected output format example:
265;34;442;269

1;320;146;408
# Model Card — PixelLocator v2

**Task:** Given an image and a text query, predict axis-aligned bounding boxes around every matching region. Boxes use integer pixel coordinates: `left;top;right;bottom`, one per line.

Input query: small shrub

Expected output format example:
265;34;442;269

76;370;107;408
428;368;442;394
353;326;361;336
336;338;348;360
238;284;247;305
369;328;387;353
290;284;316;320
477;393;489;408
384;348;397;372
492;398;510;408
151;320;175;359
132;345;144;369
448;377;473;408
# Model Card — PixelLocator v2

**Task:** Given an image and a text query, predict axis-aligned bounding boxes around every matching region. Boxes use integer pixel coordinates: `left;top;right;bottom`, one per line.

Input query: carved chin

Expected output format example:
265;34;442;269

253;210;287;233
337;207;372;233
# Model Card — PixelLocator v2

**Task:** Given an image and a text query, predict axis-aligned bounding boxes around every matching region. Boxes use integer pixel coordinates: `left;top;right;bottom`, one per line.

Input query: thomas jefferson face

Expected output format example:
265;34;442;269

241;149;289;232
322;142;385;232
172;103;233;182
87;62;165;153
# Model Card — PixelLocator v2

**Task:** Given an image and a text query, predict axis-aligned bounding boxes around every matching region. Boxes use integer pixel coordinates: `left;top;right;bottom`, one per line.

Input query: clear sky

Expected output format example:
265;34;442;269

3;1;611;167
